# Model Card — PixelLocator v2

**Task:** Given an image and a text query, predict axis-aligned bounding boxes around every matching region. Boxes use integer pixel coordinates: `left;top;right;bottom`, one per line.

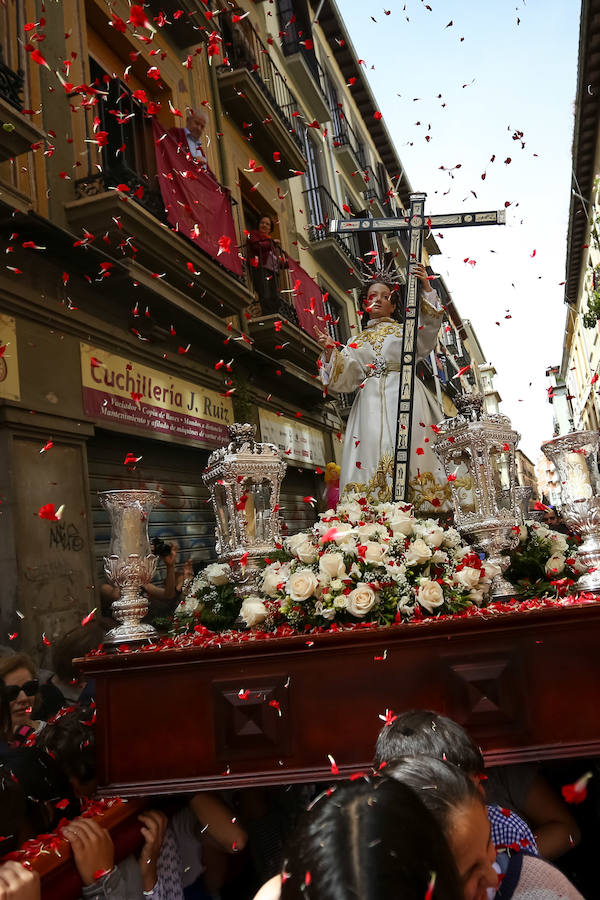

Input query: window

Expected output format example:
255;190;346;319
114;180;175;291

88;57;156;185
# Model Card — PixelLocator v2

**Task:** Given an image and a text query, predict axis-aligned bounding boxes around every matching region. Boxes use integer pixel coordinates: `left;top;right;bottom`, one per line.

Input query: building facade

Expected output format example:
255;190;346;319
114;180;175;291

0;0;485;655
559;0;600;432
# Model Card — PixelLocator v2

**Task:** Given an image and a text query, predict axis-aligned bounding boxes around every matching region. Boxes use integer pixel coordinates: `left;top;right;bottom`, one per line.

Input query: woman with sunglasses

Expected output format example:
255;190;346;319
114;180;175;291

0;653;45;738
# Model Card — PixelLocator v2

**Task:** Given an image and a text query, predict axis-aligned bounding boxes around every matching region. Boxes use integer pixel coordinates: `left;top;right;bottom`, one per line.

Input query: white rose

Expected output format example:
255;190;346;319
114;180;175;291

517;525;528;544
338;501;364;524
549;533;568;554
423;526;445;548
404;538;432;566
330;578;344;592
417;580;444;613
483;561;502;581
545;554;566;576
287;568;319;601
334;594;348;609
362;541;388;564
431;550;448;564
356;523;378;539
319;552;347;579
389;512;414;537
204;563;230;586
442;528;462;549
346;582;377;617
332;522;355;544
286;532;318;564
468;589;485;606
454;566;482;590
240;596;268;627
262;563;288;598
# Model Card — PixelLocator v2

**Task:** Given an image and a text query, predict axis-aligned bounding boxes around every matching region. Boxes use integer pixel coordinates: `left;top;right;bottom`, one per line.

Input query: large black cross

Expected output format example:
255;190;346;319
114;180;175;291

329;192;506;503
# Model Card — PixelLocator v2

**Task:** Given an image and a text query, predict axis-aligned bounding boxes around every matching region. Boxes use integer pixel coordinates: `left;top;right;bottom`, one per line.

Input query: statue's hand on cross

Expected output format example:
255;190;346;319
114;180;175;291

410;262;435;293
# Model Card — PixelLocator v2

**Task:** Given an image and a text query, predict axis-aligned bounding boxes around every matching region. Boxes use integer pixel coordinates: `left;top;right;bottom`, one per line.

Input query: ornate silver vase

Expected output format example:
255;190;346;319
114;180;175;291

100;489;161;644
541;431;600;592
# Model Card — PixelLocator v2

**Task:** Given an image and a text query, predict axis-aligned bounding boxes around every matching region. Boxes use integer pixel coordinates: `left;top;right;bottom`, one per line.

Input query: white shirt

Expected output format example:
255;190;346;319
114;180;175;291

184;128;207;163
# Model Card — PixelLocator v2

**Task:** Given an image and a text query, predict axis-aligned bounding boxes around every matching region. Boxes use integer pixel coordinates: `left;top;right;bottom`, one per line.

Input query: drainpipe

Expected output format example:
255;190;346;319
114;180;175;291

208;63;230;187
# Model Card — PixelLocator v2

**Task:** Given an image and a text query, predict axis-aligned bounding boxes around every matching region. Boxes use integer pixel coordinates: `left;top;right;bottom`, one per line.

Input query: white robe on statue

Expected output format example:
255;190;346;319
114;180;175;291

320;291;451;513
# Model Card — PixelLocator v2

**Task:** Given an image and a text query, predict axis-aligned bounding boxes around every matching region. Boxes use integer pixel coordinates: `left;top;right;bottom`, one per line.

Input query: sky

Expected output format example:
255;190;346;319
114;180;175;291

338;0;581;460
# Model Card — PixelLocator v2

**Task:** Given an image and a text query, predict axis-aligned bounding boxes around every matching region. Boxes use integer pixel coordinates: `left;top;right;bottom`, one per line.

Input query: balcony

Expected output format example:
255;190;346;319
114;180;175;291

0;47;46;163
331;110;366;179
66;171;253;317
280;42;330;124
217;19;307;177
303;185;362;288
145;1;214;47
359;166;388;218
65;71;253;316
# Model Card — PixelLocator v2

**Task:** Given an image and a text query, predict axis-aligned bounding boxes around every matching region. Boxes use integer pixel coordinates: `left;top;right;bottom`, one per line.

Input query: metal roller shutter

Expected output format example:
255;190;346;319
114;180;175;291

87;431;215;593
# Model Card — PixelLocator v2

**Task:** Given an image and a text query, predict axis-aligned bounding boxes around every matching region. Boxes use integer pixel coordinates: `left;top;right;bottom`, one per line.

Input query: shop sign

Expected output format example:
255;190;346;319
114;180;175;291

81;343;233;447
259;409;327;467
0;314;20;401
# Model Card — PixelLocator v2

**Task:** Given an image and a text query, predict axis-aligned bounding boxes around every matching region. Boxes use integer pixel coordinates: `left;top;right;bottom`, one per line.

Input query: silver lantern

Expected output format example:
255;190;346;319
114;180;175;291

434;393;520;599
203;423;287;593
99;489;161;644
541;430;600;592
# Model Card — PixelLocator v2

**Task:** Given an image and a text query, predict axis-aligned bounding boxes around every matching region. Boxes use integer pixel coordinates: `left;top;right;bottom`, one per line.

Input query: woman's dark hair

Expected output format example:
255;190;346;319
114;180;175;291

360;279;405;328
280;777;463;900
36;704;96;787
257;213;275;233
51;619;112;684
384;756;483;838
374;709;485;774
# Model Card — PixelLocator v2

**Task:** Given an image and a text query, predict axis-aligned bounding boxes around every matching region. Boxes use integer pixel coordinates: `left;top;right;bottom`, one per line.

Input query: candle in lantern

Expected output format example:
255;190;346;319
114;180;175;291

565;452;593;500
245;490;256;540
120;504;146;558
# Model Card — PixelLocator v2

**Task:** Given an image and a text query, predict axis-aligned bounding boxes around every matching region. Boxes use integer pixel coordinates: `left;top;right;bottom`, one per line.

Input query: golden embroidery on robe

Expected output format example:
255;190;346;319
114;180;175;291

343;452;394;504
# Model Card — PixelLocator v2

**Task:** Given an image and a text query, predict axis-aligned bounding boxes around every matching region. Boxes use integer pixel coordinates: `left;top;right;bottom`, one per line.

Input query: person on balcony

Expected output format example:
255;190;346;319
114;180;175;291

168;107;213;176
314;263;449;512
247;215;289;316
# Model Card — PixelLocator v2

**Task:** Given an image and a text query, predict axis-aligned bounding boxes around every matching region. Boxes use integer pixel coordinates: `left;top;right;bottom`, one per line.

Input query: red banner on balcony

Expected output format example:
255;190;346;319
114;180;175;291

152;122;242;276
286;257;326;334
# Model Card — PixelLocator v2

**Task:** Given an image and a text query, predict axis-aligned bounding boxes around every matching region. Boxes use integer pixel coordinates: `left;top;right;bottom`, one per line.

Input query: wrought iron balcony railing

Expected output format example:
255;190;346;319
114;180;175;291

360;165;389;206
220;17;305;153
0;45;24;112
330;107;366;169
280;37;329;108
302;184;362;262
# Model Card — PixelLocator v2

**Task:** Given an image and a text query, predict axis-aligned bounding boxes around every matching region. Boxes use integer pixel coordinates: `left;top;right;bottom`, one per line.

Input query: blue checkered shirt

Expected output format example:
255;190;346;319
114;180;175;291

487;804;538;856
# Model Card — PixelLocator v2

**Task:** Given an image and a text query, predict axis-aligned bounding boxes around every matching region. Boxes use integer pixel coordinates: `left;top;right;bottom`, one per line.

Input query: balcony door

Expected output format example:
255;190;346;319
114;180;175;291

302;129;325;228
88;57;157;192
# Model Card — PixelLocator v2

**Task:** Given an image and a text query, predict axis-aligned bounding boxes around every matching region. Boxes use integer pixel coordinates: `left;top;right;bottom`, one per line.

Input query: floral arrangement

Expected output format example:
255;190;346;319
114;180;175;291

506;519;583;598
174;495;498;632
175;562;240;631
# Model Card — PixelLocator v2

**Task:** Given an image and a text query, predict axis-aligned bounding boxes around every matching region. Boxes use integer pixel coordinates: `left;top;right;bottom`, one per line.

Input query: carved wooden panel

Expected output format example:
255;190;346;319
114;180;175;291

213;675;292;761
443;649;528;743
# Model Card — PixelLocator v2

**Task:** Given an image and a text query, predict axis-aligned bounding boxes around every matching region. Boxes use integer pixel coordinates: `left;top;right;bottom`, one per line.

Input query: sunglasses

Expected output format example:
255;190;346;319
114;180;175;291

4;680;39;703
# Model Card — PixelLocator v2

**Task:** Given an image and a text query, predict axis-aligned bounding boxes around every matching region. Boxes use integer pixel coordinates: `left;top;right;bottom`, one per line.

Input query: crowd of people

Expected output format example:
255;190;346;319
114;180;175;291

0;623;596;900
